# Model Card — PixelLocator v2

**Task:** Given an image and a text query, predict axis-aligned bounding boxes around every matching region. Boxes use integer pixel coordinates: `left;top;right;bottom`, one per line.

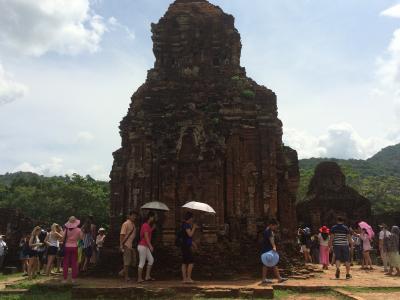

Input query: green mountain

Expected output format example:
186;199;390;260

298;143;400;215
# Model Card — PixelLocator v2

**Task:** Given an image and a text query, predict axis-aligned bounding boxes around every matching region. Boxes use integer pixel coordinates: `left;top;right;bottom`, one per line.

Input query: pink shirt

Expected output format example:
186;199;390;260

360;232;372;251
64;228;82;248
139;222;153;248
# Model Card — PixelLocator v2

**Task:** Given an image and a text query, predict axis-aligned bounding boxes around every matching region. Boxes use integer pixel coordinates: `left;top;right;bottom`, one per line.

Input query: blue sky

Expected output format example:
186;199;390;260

1;0;400;180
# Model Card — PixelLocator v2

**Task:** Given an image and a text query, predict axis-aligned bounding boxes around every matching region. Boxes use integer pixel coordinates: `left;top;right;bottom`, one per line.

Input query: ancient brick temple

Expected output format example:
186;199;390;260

297;162;372;230
109;0;299;247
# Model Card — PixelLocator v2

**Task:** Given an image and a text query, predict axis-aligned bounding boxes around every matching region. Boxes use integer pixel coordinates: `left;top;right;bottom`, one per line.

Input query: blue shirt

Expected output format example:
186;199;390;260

262;228;274;253
330;224;350;246
182;223;192;246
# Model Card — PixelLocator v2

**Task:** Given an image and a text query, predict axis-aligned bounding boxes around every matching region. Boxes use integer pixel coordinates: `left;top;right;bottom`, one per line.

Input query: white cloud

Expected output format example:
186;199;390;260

284;122;398;159
108;17;135;40
0;63;27;105
377;4;400;102
88;164;109;181
77;131;95;143
13;157;64;176
381;3;400;18
0;0;107;56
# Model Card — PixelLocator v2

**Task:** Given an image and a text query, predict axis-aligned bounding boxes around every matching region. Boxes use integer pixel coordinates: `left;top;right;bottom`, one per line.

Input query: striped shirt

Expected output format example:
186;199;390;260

330;224;350;246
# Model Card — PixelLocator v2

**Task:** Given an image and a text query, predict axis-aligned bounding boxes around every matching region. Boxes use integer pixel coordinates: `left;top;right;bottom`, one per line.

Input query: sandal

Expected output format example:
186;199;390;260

145;278;155;281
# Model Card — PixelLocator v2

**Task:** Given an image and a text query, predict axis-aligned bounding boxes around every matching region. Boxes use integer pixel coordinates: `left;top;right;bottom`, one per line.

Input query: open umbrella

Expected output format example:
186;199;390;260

358;221;375;238
182;201;216;214
141;201;170;211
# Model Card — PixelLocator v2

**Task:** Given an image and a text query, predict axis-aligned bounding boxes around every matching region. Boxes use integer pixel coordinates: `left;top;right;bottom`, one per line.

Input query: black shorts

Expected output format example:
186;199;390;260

84;246;93;258
47;246;58;256
28;250;38;258
181;245;194;265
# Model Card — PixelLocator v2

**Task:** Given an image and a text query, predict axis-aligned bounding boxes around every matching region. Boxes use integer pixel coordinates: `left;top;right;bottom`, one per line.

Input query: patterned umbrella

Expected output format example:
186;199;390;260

358;221;375;238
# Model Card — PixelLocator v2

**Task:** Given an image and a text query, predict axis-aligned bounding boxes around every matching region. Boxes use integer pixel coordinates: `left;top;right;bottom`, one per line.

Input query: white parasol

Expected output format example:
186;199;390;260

141;201;170;211
182;201;216;214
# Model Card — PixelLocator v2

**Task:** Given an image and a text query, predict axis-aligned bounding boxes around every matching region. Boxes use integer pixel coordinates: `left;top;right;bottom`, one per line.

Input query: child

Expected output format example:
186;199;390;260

318;226;330;270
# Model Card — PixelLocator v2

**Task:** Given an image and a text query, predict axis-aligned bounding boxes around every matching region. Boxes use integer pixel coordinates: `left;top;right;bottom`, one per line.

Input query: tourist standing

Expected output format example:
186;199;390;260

96;228;106;261
379;224;391;273
19;235;30;275
318;226;330;270
261;219;288;284
81;221;94;272
137;211;156;283
329;216;353;279
0;234;7;270
360;228;373;270
181;211;198;283
37;228;48;275
119;210;138;282
44;223;63;276
386;226;400;276
28;226;42;279
310;233;320;264
62;216;83;284
298;227;312;263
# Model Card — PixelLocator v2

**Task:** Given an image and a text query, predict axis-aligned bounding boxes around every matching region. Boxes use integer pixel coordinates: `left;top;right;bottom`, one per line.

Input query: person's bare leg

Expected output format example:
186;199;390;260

46;256;54;276
137;267;144;282
187;264;194;282
262;266;267;281
181;264;187;282
273;266;282;281
345;262;350;275
145;265;152;280
123;266;130;282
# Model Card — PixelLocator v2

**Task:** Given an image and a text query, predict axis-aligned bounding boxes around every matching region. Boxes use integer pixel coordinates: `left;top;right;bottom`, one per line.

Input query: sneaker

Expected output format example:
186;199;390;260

335;269;340;279
278;278;288;283
346;274;352;280
261;279;273;284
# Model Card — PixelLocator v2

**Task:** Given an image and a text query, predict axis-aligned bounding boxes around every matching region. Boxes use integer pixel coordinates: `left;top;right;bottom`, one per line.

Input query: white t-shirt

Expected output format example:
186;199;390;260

379;230;391;240
0;240;7;256
318;233;330;246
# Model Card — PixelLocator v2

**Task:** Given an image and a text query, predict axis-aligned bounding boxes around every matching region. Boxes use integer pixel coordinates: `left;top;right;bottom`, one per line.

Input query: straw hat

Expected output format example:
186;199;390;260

65;216;80;229
98;227;106;233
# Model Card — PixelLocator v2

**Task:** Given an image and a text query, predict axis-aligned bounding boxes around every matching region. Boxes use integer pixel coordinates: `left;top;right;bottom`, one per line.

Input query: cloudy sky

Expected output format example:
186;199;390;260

1;0;400;180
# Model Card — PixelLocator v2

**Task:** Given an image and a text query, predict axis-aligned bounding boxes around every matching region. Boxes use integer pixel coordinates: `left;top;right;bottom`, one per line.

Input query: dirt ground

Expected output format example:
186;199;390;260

71;263;399;289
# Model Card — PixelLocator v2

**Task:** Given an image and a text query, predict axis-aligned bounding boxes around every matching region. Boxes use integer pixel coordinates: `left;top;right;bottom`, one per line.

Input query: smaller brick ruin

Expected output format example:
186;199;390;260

297;162;372;230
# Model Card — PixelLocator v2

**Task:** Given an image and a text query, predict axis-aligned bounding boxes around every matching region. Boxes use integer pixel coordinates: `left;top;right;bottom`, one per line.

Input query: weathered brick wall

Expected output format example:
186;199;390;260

107;0;299;258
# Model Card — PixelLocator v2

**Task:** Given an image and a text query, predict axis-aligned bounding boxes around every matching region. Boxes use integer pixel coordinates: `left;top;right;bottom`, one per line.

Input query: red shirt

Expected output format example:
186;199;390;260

139;222;153;248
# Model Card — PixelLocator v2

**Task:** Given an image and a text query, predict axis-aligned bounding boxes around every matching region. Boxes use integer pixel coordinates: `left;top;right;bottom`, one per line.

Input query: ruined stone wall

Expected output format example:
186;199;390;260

108;0;299;249
0;208;33;266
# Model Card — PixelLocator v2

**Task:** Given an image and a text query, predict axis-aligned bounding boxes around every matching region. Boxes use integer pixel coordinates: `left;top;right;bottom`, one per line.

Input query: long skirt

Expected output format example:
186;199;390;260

320;245;330;265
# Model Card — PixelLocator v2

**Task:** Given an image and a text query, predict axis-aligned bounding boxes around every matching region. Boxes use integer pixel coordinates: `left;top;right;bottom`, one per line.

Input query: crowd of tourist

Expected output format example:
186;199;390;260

297;217;400;279
0;214;399;285
0;215;106;283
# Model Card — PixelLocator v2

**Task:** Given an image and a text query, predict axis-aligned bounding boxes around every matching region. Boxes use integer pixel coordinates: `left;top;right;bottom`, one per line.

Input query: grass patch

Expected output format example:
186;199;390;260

2;281;72;300
340;286;400;293
0;273;23;281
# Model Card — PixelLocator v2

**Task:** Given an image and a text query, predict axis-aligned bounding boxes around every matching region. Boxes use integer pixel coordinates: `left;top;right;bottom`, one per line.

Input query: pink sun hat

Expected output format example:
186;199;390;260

65;216;80;229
